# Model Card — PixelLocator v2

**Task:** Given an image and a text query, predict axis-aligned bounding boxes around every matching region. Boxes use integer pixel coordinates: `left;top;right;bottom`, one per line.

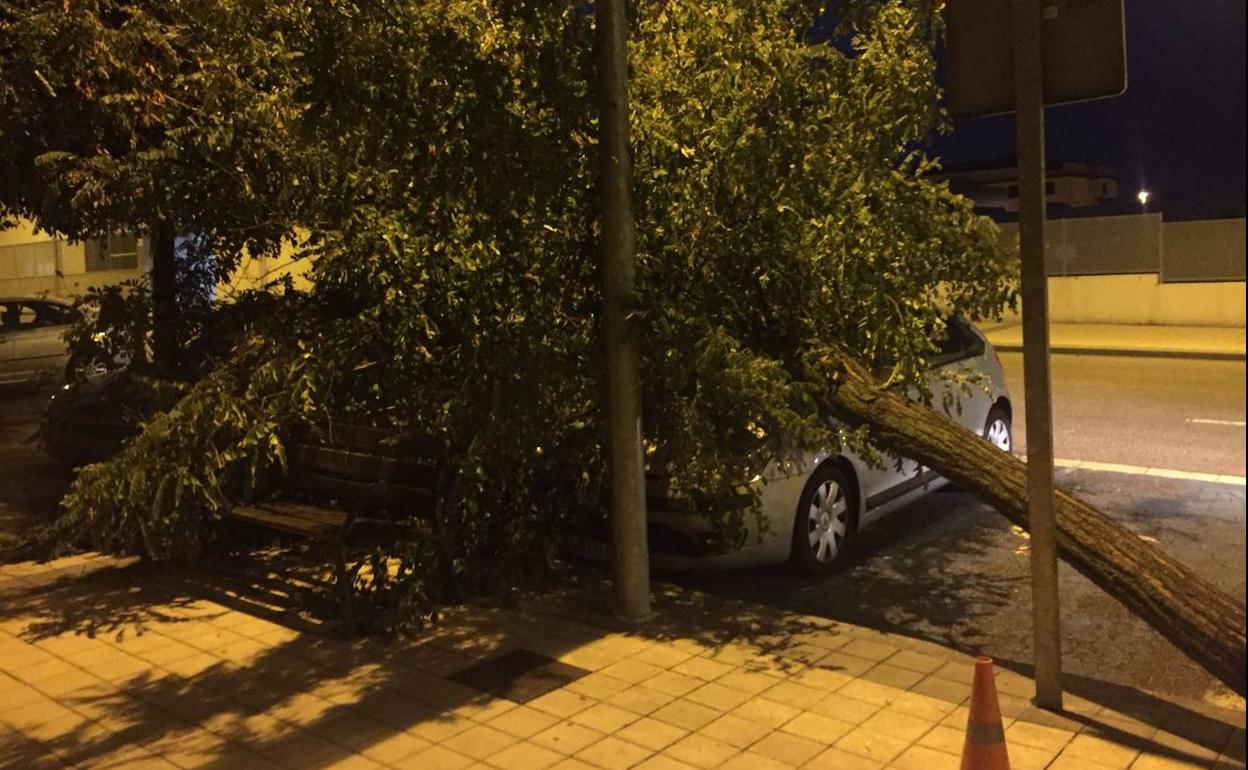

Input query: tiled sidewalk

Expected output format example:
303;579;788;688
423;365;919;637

983;323;1246;360
0;555;1244;770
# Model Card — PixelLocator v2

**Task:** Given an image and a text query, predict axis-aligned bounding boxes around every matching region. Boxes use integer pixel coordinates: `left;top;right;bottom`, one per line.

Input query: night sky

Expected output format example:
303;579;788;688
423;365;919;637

929;0;1246;221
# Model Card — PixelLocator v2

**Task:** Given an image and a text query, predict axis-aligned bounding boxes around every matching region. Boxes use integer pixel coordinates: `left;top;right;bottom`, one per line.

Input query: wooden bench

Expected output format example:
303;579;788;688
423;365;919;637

225;424;445;633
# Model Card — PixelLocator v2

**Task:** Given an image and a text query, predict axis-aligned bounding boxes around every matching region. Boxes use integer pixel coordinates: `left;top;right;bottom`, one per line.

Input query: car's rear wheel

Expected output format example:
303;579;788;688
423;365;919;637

984;406;1012;452
790;462;854;574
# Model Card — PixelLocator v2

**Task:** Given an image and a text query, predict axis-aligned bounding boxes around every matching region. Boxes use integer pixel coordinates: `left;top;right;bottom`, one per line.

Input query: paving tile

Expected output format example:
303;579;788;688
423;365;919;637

568;674;635;701
1004;719;1076;753
859;664;924;691
748;730;824;766
1060;731;1143;768
908;675;969;705
485;740;565;770
308;713;398;753
486;704;560;738
917;724;966;755
606;686;677;717
569;703;641;734
807;692;880;726
405;743;477;770
528;688;598;719
643;671;704;698
780;711;855;745
600;660;666;685
1046;754;1120;770
408;712;477;743
890;691;959;723
834;679;906;707
729;697;802;730
838;639;899;663
684;682;751;712
857;709;935;743
613;717;689;752
888;743;961;770
531;720;608;754
1005;742;1060;770
834;726;911;764
662;733;738;769
812;651;876;678
714;671;779;696
649;700;721;732
929;661;974;685
669;658;733;683
804;745;884;770
631;755;700;770
885;650;946;675
8;657;80;684
548;759;602;770
444;724;524;760
753;681;824;710
1128;752;1209;770
631;646;695;670
575;736;654;770
716;751;794;770
697;713;770;749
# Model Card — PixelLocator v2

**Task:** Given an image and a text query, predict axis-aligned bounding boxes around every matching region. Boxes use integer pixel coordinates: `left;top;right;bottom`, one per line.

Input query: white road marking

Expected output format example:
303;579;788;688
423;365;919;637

1016;454;1247;485
1186;418;1247;427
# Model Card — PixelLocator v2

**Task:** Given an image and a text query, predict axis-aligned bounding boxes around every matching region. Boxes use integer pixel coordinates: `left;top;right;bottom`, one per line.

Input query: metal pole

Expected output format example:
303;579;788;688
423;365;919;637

596;0;651;622
1013;0;1063;710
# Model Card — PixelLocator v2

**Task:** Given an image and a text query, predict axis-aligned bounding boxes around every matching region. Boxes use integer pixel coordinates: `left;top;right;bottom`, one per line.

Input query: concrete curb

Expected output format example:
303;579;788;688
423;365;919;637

991;343;1246;361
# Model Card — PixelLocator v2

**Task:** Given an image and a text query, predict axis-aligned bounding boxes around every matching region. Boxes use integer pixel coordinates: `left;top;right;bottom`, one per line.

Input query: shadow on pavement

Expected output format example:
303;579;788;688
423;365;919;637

0;552;1237;770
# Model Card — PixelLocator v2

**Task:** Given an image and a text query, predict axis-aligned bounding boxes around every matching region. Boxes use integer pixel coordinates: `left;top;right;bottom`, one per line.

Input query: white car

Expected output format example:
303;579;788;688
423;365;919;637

574;317;1014;573
0;297;82;386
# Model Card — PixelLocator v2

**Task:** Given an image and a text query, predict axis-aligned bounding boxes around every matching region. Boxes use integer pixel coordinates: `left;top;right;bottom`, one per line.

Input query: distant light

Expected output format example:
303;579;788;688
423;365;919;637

1137;190;1151;206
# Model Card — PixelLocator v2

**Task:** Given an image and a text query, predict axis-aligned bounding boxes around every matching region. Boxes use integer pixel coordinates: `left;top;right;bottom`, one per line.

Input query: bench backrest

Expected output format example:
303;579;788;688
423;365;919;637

284;425;445;519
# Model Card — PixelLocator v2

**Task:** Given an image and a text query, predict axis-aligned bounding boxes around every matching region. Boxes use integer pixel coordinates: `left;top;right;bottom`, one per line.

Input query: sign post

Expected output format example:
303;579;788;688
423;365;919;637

1012;0;1063;712
945;0;1126;711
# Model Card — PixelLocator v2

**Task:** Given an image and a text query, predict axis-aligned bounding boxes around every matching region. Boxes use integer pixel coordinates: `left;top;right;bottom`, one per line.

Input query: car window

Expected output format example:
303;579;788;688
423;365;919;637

32;302;77;327
929;317;985;367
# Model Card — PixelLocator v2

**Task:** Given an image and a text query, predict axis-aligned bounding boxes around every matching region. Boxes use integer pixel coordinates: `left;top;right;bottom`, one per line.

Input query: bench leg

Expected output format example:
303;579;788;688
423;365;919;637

335;542;355;638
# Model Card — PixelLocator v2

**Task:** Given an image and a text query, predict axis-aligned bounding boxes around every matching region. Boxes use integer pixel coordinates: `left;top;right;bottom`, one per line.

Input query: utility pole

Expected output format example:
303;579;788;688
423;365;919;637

1013;0;1063;710
596;0;651;622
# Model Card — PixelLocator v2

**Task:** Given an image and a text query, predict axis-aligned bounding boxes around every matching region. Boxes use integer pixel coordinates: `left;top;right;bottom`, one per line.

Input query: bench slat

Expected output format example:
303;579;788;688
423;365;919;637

290;445;441;488
228;503;346;539
287;471;438;517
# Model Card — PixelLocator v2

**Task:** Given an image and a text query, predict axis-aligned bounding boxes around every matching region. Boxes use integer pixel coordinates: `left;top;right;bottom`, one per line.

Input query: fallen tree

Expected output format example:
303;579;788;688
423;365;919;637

819;348;1248;696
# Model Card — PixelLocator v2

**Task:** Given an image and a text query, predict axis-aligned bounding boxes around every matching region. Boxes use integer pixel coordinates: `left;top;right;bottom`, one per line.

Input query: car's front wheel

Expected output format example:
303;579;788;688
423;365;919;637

984;405;1013;452
790;462;854;574
66;349;115;385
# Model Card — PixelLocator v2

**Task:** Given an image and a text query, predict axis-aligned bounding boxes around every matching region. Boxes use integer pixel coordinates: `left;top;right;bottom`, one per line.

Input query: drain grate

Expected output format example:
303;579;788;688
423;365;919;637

450;648;590;703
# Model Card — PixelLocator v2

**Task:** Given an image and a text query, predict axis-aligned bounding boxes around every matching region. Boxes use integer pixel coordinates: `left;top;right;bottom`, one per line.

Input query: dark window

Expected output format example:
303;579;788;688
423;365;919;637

1045;181;1056;195
930;317;986;367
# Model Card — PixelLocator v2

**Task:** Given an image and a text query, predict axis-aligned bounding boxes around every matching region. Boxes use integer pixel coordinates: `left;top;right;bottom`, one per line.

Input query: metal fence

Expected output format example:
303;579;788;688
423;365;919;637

995;214;1246;283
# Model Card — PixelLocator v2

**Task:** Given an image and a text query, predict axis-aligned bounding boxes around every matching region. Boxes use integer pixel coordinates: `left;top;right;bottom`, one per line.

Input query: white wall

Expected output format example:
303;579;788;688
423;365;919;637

1000;273;1246;327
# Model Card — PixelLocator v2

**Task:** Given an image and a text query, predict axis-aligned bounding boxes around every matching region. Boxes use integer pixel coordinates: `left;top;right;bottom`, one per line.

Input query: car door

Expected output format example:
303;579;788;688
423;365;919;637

0;302;18;384
5;301;72;383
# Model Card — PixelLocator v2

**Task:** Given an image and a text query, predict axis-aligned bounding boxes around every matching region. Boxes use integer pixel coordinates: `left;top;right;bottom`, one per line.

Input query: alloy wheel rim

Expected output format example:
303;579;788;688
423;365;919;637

807;480;848;562
987;419;1011;451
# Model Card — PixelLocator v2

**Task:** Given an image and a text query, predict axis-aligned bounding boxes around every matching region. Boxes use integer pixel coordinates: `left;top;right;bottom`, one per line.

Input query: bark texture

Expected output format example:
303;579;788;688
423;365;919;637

820;350;1247;696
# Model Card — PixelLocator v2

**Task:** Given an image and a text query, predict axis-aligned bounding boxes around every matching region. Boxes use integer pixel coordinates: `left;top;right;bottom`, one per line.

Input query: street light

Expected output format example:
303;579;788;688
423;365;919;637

1137;189;1150;211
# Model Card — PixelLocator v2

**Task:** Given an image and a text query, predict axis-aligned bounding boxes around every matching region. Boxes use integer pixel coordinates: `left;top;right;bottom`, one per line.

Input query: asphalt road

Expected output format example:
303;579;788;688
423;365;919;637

999;352;1246;476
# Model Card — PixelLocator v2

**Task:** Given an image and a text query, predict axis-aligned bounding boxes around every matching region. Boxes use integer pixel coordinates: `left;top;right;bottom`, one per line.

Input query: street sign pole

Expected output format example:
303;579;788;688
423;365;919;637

596;0;652;623
1013;0;1063;710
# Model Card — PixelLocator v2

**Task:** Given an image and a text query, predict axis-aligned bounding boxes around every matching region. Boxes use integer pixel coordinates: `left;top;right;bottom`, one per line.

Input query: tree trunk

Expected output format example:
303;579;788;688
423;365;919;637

819;349;1247;696
149;222;178;378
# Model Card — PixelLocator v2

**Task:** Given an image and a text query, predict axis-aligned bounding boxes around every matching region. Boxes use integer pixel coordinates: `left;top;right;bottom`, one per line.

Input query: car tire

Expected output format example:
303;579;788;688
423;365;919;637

66;349;114;385
983;405;1013;453
790;462;855;575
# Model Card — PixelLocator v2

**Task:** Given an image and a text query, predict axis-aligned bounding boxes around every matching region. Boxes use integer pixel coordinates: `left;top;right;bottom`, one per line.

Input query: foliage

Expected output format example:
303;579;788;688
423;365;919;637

0;0;308;265
42;0;1015;628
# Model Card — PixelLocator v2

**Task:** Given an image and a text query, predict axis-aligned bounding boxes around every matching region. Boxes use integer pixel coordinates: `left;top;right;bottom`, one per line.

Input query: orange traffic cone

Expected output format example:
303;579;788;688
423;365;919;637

960;656;1011;770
